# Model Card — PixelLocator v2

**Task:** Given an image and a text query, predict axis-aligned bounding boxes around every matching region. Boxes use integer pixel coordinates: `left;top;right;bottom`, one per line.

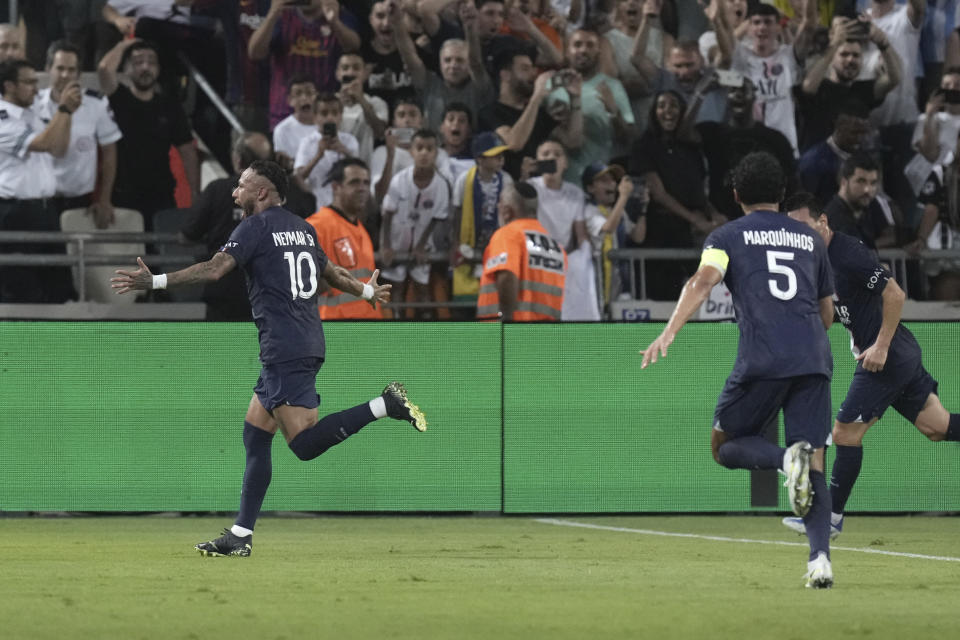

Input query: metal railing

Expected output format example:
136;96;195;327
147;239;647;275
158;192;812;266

0;231;474;307
607;247;960;300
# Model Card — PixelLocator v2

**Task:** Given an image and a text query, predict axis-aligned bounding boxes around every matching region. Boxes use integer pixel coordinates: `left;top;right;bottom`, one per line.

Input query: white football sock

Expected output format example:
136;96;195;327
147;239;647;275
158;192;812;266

369;396;387;419
231;524;253;537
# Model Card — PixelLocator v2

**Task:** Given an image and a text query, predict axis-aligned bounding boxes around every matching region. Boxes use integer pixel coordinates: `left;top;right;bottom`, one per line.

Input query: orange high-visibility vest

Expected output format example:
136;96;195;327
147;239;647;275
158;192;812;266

305;207;380;320
477;217;566;321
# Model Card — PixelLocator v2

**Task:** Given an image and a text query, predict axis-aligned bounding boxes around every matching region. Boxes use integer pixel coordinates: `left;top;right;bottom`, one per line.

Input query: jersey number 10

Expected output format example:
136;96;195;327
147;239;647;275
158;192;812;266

766;250;797;301
283;251;318;300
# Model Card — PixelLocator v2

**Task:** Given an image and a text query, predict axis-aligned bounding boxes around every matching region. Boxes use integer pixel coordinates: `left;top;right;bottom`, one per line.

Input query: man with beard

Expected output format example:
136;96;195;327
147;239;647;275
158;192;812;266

697;76;798;220
478;50;582;180
111;159;426;557
36;41;122;229
823;153;898;250
630;0;727;125
797;17;900;152
98;38;199;228
549;29;635;183
305;158;382;319
393;0;493;133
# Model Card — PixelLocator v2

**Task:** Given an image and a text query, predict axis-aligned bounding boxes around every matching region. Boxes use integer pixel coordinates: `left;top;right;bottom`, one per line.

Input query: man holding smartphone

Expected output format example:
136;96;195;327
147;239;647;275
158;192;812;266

294;93;359;209
797;16;900;152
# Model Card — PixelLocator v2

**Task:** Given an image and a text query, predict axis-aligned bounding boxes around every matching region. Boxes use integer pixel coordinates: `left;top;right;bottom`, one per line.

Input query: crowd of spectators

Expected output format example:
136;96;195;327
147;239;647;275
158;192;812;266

3;0;960;317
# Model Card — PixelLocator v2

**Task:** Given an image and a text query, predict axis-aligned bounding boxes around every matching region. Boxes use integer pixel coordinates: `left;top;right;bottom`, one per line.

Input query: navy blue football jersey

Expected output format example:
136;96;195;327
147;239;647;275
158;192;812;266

828;231;921;365
221;206;329;364
700;210;834;382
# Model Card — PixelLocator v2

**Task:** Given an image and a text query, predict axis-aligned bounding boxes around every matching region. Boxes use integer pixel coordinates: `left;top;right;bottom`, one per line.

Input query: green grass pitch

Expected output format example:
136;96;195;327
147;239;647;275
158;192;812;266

1;515;957;639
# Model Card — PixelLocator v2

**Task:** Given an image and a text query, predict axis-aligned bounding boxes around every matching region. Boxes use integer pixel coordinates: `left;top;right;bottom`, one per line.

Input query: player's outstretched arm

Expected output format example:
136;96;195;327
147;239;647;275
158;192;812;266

111;253;236;294
640;265;722;368
322;262;391;307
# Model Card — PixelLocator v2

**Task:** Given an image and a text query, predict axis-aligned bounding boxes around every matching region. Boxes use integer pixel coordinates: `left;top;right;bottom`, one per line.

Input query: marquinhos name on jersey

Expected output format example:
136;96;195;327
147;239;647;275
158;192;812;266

742;228;815;252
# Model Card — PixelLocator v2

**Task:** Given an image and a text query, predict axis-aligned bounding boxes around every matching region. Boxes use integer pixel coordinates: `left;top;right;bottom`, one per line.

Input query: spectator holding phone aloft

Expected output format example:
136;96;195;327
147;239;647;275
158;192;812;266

294;93;359;209
913;68;960;168
335;52;389;166
796;16;900;152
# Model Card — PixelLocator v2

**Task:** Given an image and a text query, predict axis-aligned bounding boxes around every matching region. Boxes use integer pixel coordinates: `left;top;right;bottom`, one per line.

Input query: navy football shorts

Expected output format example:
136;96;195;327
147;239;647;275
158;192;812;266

713;374;832;448
254;357;323;413
836;360;938;425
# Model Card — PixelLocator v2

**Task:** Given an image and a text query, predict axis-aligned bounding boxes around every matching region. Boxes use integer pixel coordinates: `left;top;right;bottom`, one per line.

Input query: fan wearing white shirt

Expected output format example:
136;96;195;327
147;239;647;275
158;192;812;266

335;53;388;166
371;98;424;206
272;73;318;172
37;42;122;229
381;129;452;318
294;93;359;210
528;139;599;320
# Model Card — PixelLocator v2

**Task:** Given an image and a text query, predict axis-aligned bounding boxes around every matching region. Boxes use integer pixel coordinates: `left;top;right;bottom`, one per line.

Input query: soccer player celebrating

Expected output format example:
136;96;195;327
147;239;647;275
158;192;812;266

111;160;427;557
640;152;836;588
783;192;960;540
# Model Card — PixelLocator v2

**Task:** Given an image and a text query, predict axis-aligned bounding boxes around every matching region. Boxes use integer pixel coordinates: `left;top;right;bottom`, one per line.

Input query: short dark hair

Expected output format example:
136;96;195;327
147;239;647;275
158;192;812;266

493;48;531;79
0;59;33;90
316;92;342;107
443;101;473;122
45;40;82;69
411;128;437;145
840;153;880;181
324;157;369;186
475;0;504;8
782;191;824;219
393;95;422;113
249;159;288;201
508;181;539;217
286;72;317;92
119;40;160;71
731;151;785;206
943;65;960;77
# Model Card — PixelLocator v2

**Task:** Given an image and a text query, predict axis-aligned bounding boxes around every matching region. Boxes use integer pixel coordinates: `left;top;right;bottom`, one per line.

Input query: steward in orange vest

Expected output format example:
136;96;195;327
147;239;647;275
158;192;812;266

305;159;381;319
477;182;566;321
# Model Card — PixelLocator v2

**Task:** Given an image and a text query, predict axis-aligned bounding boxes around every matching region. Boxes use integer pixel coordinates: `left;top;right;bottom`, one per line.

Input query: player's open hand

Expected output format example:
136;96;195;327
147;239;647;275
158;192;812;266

111;257;153;294
366;268;391;307
855;343;888;372
640;331;675;369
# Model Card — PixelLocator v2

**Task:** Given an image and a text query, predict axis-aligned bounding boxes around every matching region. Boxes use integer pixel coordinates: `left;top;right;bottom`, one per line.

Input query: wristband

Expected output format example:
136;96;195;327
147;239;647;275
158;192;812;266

152;274;167;290
58;104;73;115
361;283;374;300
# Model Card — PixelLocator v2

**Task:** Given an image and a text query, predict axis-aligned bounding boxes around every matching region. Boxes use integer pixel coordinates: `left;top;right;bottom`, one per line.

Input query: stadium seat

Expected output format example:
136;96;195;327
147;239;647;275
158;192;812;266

60;207;145;304
151;208;204;302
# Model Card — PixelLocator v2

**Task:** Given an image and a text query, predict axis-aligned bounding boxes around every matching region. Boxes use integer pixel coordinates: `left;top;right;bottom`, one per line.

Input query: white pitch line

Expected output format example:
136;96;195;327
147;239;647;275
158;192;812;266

534;518;960;563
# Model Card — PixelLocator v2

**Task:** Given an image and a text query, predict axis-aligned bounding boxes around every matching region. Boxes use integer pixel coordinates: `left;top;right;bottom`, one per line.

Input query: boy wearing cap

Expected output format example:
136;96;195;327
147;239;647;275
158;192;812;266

582;163;648;305
451;131;514;308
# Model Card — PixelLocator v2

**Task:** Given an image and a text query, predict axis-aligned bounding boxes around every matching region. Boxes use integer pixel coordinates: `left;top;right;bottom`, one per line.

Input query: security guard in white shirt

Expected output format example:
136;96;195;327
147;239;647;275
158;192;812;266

36;41;122;229
0;58;80;302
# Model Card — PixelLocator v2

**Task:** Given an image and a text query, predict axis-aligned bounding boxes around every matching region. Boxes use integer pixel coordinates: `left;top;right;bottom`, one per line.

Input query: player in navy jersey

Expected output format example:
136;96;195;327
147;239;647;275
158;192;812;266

783;192;960;540
111;160;427;557
641;152;837;588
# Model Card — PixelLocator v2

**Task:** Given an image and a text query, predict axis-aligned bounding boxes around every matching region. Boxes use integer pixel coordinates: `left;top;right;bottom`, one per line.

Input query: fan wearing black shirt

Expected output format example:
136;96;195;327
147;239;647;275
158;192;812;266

796;17;899;152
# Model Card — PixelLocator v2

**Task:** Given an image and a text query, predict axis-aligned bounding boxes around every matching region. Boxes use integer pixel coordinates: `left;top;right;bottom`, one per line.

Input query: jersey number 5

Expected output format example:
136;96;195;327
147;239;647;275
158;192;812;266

283;251;318;300
766;250;797;301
